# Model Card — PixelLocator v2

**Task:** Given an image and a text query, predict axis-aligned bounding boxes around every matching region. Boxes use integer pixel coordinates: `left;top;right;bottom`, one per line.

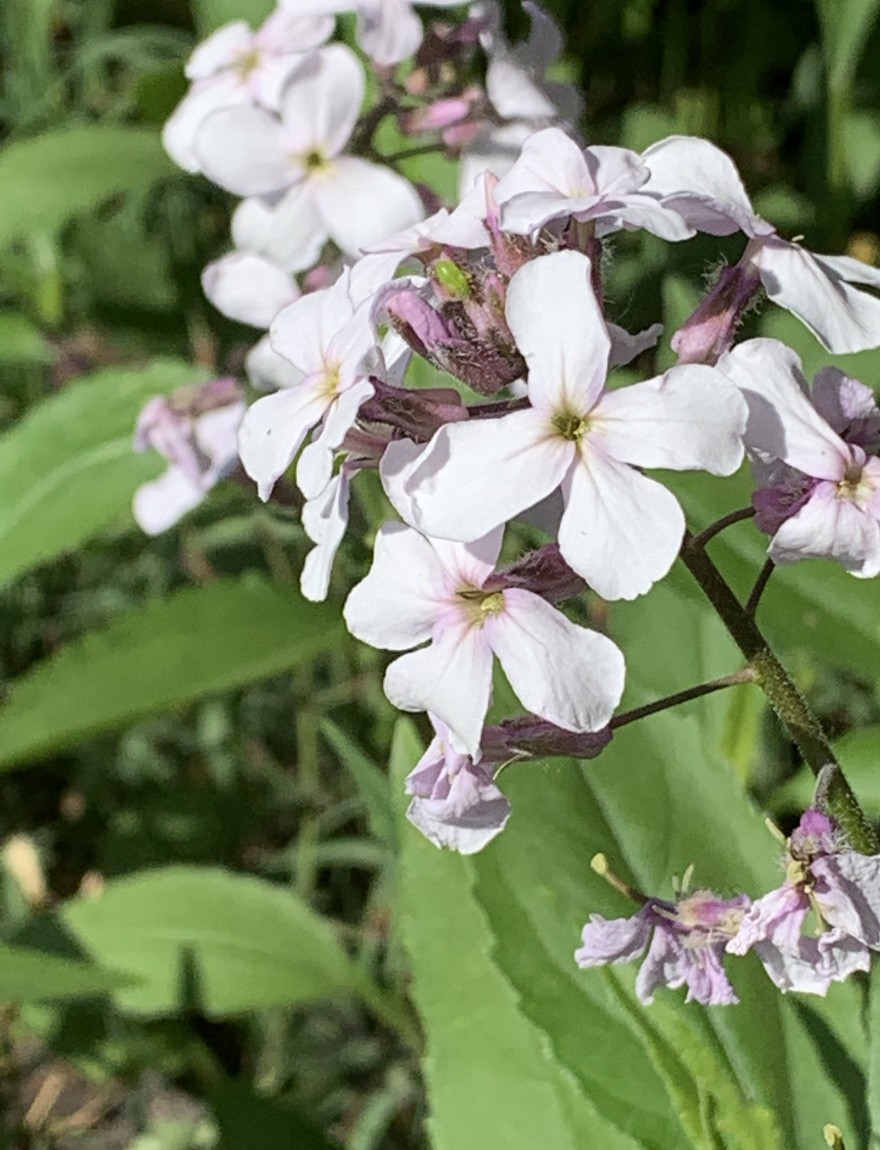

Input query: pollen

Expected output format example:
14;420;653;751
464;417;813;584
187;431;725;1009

551;410;589;440
836;462;872;506
456;587;505;624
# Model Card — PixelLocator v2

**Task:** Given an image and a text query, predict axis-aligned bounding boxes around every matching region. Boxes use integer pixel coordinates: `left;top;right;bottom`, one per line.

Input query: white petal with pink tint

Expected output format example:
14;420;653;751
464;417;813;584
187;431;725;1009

769;484;880;576
195;104;301;195
278;43;364;157
237;385;328;500
301;470;351;602
133;468;205;536
313;156;424;256
201;252;299;328
485;589;624;732
162;73;245;173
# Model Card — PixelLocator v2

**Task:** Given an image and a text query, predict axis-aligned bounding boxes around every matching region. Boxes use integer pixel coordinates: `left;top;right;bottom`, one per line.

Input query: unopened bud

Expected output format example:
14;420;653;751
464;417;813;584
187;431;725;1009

672;259;762;365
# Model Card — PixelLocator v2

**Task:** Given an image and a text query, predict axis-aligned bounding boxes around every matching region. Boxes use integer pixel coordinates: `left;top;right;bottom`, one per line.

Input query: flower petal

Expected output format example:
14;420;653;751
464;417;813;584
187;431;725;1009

133;467;206;536
719;338;850;479
506;250;610;413
487;590;624;732
407;765;511;855
589;364;746;475
313;156;424;256
279;43;363;156
384;622;494;757
357;0;423;65
195;103;302;195
296;377;374;499
758;239;880;355
162;74;245;173
769;483;880;576
234;185;328;273
343;521;452;650
237;384;327;499
575;909;652;967
400;408;572;543
559;450;685;600
301;469;351;602
201;251;298;328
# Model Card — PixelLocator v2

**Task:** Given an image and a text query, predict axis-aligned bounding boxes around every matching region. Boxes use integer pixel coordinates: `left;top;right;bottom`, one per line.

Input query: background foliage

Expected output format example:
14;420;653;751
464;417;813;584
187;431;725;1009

1;0;880;1146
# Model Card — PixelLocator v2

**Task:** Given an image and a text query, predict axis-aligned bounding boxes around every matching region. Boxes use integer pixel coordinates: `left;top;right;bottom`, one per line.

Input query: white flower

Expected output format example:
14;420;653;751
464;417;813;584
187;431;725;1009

388;250;747;600
290;0;465;65
194;44;424;257
343;521;625;756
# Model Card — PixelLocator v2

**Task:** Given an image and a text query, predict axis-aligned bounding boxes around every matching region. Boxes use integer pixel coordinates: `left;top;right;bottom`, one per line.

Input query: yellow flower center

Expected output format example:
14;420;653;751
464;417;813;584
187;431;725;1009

552;410;589;441
456;587;505;625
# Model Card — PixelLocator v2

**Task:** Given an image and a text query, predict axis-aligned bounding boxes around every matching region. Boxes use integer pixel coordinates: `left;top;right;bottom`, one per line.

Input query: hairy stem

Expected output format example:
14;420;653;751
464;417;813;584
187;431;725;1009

611;668;758;730
679;531;878;853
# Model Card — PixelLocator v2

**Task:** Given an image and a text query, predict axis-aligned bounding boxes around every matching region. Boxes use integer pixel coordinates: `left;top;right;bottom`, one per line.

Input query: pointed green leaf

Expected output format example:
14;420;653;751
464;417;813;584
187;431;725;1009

0;941;135;1002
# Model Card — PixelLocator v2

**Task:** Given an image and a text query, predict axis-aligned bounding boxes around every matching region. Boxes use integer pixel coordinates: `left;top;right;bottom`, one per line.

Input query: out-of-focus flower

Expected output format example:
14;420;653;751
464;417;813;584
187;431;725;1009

727;810;877;995
195;44;424;257
201;250;299;329
389;250;747;600
343;521;625;756
162;10;332;172
133;379;245;534
291;0;466;65
576;861;749;1005
642;135;880;354
720;339;880;576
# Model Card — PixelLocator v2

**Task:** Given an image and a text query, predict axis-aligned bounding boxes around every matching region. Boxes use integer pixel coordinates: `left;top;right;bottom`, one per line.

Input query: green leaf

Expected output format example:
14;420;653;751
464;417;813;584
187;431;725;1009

210;1082;338;1150
193;0;275;36
0;577;342;769
0;941;134;1002
815;0;880;93
391;719;652;1150
0;126;172;247
59;866;369;1016
0;359;202;589
0;312;54;364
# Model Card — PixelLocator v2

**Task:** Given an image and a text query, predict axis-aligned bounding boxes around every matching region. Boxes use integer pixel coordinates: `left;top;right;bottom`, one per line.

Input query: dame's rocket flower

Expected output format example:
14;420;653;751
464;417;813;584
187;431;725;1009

389;249;746;600
343;521;625;757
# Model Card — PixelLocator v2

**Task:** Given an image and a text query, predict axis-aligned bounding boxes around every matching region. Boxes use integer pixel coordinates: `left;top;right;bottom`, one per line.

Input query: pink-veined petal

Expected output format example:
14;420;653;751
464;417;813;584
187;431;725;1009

402;408;572;542
429;528;505;589
769;484;880;576
343;521;453;650
575;910;652;967
487;590;625;731
237;384;327;499
313;156;424;257
506;250;610;413
813;853;880;948
195;104;300;195
589;364;746;475
406;768;511;855
384;622;494;757
757;239;880;355
201;251;298;328
559;450;685;600
719;339;850;479
279;43;363;157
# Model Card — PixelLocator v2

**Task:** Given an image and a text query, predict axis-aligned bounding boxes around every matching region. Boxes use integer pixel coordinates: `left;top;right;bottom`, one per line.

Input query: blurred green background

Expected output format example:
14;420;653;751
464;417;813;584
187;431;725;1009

2;0;880;1147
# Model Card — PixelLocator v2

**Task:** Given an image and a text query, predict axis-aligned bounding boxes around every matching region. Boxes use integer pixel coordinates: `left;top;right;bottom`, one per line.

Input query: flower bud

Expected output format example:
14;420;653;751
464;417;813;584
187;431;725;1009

672;260;762;365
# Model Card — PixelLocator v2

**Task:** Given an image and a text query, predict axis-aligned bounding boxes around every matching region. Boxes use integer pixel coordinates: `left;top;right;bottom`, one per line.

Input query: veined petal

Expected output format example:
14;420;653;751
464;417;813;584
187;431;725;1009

575;910;652;967
589;365;746;475
296;377;374;499
343;521;453;650
279;43;363;157
270;286;343;375
430;528;505;589
719;339;850;479
237;384;327;499
201;251;298;328
559;451;685;600
769;484;880;577
402;408;572;543
496;127;595;204
487;590;625;731
407;768;511;855
758;239;880;355
813;853;880;947
506;250;610;413
384;623;494;758
195;104;301;195
598;195;694;241
314;157;424;257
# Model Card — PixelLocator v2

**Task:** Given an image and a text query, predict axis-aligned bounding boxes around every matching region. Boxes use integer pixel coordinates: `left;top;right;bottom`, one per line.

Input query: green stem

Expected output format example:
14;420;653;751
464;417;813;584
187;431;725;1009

611;668;758;730
680;532;877;853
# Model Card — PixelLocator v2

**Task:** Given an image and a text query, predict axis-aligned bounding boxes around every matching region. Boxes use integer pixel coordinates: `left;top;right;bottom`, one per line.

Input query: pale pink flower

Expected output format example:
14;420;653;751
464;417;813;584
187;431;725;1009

194;44;424;258
162;10;332;173
727;810;876;995
201;250;299;329
576;888;749;1006
405;717;511;854
642;135;880;354
133;379;245;534
343;522;625;756
389;250;747;600
720;339;880;576
494;127;693;241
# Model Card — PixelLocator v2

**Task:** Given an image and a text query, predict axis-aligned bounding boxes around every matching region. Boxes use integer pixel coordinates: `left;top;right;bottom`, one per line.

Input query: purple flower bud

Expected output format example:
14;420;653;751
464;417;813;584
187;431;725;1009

752;463;818;535
672;260;762;366
485;543;586;603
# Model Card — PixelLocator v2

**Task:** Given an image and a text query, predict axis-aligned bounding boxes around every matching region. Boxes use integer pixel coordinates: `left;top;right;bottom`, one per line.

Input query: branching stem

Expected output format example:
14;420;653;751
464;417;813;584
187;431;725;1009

745;557;775;616
679;531;878;853
691;506;755;548
611;668;758;730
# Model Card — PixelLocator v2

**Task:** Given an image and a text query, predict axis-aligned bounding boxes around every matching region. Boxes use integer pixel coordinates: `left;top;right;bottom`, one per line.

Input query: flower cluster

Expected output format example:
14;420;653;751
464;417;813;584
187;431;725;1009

579;809;880;1005
139;0;880;1002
